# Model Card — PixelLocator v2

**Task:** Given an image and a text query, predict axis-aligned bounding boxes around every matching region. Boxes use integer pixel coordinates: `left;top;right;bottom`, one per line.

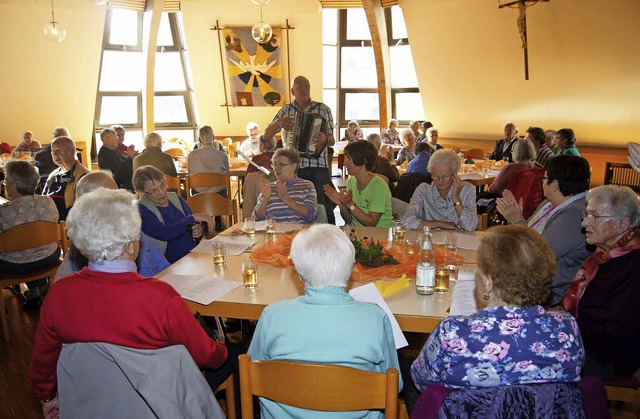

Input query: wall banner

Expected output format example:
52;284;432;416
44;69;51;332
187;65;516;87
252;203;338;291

223;27;284;107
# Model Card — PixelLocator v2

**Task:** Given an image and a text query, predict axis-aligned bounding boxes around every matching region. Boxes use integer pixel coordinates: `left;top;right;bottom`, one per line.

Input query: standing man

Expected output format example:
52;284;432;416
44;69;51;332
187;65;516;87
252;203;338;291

98;127;136;191
490;122;518;162
42;136;90;221
264;76;336;224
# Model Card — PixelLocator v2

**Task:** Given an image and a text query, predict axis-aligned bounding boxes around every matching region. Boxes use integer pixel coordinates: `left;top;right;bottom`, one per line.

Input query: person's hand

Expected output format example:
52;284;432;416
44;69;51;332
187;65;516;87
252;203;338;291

323;184;342;206
340;189;354;207
279;117;294;131
451;175;464;202
126;145;137;158
496;189;525;224
275;180;289;201
312;132;327;150
259;177;271;198
42;396;59;419
628;142;640;174
190;223;203;239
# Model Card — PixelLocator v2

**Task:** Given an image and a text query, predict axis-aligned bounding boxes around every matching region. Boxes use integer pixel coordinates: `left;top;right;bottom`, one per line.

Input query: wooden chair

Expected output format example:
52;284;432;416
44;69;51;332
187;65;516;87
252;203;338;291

239;354;399;419
164;148;184;159
242;171;264;220
0;221;64;342
186;173;231;199
214;374;236;419
186;192;238;228
477;213;489;231
165;174;182;195
604;162;640;193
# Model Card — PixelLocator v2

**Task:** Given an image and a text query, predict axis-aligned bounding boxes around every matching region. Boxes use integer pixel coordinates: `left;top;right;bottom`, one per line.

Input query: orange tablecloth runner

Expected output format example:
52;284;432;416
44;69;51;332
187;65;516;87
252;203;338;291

250;232;464;283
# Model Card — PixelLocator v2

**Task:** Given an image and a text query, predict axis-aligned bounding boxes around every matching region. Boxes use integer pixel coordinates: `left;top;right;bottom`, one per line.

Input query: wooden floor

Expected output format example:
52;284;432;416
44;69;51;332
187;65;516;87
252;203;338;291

0;289;44;419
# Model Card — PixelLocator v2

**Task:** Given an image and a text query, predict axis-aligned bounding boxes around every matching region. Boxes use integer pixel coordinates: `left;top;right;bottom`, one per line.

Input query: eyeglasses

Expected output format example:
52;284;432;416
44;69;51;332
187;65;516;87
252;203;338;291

273;162;292;169
582;211;615;223
143;180;167;196
432;174;452;181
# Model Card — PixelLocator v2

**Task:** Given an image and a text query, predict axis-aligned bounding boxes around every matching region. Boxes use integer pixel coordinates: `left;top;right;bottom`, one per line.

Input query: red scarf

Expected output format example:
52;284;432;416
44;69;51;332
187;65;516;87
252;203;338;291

562;228;640;318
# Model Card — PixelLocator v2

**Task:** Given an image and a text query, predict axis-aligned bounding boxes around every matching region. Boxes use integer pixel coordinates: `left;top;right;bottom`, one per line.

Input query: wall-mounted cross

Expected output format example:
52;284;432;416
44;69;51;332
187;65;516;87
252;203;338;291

498;0;550;80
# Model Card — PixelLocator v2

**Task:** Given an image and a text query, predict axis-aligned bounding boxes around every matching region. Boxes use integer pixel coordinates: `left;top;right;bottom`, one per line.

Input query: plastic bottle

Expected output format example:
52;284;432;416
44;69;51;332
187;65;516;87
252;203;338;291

416;226;436;295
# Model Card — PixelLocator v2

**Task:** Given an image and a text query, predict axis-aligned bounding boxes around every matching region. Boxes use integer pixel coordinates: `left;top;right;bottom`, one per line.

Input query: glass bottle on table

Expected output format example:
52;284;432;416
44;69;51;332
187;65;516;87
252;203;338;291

416;226;436;295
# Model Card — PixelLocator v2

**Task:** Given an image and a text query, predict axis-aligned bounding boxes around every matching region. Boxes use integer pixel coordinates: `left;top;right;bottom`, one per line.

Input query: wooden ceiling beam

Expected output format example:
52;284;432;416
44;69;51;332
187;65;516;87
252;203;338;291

362;0;390;129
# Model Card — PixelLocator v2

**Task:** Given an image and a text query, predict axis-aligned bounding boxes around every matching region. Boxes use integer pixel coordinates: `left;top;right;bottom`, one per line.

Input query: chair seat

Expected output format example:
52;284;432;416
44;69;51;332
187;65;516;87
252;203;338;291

0;261;61;284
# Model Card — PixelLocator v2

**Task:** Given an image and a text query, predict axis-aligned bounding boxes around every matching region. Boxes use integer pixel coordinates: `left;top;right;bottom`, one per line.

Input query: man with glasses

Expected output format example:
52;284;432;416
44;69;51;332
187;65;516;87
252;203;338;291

34;126;70;185
98;127;136;191
263;76;336;224
42;136;90;221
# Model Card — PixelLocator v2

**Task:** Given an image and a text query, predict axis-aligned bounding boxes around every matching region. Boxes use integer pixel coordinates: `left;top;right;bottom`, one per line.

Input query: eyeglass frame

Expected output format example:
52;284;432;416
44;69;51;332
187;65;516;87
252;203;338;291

143;179;167;197
582;211;616;223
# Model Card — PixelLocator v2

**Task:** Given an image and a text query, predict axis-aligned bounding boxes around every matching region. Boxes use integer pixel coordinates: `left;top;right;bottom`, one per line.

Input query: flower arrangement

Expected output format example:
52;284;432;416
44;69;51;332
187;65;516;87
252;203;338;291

347;229;399;267
464;154;475;164
164;137;192;154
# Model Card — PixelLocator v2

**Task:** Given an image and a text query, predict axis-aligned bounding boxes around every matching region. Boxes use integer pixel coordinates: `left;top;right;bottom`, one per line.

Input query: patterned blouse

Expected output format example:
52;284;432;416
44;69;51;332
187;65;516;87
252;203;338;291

411;306;584;391
402;182;478;231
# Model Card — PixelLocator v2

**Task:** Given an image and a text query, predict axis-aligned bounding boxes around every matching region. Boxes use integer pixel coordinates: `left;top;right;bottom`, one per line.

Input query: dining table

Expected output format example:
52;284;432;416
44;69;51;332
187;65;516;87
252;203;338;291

156;223;485;334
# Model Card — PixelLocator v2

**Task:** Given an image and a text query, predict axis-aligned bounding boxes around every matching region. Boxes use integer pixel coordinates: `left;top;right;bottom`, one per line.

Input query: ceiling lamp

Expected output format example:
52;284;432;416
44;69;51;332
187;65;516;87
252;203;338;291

251;2;272;43
43;0;67;43
250;0;271;5
88;0;109;5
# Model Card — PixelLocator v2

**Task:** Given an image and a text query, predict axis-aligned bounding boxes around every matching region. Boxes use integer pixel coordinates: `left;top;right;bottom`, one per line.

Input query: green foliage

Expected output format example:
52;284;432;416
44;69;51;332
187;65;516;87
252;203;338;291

348;230;399;267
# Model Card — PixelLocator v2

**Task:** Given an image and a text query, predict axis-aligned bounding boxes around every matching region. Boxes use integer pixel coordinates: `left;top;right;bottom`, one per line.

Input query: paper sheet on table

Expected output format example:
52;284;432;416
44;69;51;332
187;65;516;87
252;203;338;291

349;283;408;349
450;269;478;316
191;236;256;255
161;273;241;305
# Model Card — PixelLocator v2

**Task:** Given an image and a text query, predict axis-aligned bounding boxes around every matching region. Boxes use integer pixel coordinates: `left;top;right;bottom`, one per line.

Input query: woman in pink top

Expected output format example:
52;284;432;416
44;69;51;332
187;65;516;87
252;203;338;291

488;139;537;195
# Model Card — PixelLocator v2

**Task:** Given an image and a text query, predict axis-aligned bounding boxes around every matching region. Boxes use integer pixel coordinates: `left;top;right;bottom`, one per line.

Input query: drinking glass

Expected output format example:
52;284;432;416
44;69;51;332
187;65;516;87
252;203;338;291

435;267;450;294
212;242;226;266
265;217;277;234
242;261;258;288
443;232;459;281
244;217;256;235
444;232;457;254
392;220;407;242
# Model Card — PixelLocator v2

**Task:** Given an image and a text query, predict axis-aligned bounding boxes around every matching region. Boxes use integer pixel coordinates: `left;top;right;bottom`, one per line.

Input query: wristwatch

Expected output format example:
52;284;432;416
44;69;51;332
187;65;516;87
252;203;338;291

454;201;462;207
349;204;356;211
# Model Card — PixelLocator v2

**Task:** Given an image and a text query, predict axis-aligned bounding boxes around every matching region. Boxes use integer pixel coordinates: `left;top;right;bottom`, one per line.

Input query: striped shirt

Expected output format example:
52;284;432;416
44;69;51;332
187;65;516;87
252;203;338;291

271;100;334;169
254;178;318;223
402;182;478;231
535;145;555;168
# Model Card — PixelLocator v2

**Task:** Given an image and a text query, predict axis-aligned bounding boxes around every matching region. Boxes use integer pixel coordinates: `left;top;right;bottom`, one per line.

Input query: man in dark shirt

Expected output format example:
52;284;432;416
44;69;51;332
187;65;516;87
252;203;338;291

42;136;90;220
98;128;136;191
34;126;70;186
490;122;518;162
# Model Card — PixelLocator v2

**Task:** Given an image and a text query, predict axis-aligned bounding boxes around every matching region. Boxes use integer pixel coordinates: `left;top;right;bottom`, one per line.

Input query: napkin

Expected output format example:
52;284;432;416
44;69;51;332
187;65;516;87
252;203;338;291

375;274;410;298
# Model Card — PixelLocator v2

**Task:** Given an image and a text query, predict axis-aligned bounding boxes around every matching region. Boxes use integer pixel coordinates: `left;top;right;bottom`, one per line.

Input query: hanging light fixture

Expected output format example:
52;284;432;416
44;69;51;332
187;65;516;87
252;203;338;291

43;0;67;43
88;0;109;5
250;0;271;5
251;3;272;43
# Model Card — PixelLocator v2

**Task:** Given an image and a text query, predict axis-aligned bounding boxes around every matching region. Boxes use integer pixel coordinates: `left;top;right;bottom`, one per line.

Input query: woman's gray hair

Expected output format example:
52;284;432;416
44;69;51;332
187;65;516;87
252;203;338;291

587;185;640;229
259;135;275;152
400;129;415;144
144;132;163;148
512;139;536;162
132;165;165;194
5;160;40;195
66;188;141;263
76;171;117;198
366;133;382;151
290;224;355;288
428;149;460;175
273;148;300;168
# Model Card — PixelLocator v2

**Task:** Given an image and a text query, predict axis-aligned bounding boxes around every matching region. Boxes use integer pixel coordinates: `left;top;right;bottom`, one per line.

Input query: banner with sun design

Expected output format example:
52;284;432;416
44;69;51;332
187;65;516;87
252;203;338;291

223;27;284;107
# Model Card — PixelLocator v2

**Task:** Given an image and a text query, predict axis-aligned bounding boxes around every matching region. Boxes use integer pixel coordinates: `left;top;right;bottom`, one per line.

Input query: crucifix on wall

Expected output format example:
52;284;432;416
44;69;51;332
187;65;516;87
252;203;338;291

498;0;549;80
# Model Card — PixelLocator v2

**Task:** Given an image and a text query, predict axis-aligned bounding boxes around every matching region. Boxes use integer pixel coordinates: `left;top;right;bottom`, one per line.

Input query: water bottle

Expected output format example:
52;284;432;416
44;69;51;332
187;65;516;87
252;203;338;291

416;226;436;295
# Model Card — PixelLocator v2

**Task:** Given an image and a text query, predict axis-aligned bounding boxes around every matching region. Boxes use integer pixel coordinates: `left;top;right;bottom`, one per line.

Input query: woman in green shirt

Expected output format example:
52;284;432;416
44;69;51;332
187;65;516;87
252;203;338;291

556;128;580;156
324;140;393;227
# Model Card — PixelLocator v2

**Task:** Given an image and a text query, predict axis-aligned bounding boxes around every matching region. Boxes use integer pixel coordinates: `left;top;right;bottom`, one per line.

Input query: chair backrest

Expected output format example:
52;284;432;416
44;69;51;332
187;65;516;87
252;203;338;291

392;172;431;203
604;162;640;192
239;354;398;419
164;148;184;159
57;342;224;419
165;175;181;193
186;192;238;226
476;213;488;231
0;221;63;253
242;171;264;219
506;166;546;220
186;173;231;198
313;204;328;224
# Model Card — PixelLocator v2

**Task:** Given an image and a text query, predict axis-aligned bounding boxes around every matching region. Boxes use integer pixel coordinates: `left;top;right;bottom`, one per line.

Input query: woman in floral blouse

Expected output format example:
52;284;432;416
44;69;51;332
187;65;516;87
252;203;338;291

408;225;584;410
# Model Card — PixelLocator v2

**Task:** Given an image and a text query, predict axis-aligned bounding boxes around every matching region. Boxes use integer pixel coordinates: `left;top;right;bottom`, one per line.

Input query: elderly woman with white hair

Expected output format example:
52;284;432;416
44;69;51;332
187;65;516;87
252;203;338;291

424;127;443;153
403;149;478;231
247;224;402;418
29;188;229;416
132;131;177;176
562;185;640;380
381;118;400;145
396;129;416;166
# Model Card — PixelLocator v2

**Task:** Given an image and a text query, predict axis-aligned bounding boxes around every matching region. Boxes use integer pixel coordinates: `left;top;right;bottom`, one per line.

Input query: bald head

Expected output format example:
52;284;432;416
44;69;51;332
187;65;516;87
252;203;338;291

51;136;77;171
504;122;518;140
76;171;117;198
291;76;311;105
